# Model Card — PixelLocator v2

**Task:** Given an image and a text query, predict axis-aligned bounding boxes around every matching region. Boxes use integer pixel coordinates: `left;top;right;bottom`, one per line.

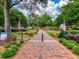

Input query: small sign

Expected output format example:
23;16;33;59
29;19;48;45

0;32;8;41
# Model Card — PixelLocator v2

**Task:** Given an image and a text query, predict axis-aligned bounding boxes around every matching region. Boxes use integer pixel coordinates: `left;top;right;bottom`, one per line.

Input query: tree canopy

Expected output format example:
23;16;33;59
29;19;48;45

0;0;48;32
55;0;79;27
0;6;27;27
36;13;53;27
26;13;53;27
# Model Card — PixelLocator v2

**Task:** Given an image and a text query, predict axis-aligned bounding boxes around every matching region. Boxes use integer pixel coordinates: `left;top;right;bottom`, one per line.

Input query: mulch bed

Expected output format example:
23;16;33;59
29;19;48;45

0;35;17;45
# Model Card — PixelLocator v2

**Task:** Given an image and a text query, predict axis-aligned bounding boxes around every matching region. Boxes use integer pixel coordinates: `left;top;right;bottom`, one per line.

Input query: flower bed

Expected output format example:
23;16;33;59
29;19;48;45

0;35;17;45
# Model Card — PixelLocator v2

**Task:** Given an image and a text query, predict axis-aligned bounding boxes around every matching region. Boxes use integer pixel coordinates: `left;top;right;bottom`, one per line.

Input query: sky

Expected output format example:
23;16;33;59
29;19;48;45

52;0;60;3
18;0;69;20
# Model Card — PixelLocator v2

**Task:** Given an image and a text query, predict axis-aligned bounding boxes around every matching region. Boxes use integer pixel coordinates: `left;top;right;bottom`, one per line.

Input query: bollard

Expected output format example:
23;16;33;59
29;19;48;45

42;33;43;42
37;29;39;34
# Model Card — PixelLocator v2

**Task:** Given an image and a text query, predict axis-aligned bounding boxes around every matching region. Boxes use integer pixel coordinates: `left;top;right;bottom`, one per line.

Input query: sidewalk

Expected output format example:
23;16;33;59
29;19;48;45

12;30;77;59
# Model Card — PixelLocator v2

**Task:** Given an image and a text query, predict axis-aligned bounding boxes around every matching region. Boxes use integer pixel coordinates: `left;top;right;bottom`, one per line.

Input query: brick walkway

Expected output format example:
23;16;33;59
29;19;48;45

12;30;77;59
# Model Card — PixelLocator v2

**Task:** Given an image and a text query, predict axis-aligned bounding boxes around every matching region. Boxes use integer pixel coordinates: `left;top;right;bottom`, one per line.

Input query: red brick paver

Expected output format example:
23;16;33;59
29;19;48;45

12;30;77;59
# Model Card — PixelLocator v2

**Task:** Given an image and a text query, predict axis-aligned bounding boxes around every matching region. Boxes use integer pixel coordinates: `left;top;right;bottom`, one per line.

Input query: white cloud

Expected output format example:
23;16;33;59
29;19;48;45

18;0;69;20
59;0;69;7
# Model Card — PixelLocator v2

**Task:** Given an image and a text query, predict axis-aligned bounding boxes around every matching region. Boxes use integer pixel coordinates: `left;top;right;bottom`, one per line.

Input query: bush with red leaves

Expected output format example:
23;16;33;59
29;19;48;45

64;33;74;39
65;33;79;42
74;34;79;42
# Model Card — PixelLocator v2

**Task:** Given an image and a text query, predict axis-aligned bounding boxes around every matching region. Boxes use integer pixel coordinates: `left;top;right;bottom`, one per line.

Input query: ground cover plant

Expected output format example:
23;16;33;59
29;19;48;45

0;40;24;58
59;30;79;38
59;38;79;55
59;30;79;42
46;30;60;37
24;30;37;36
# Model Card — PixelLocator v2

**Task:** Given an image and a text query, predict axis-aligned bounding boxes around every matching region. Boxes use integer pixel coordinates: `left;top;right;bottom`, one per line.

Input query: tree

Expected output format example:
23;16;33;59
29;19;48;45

40;13;52;26
10;8;27;27
0;0;48;32
0;6;27;28
0;0;23;32
0;6;4;26
55;0;79;27
36;13;52;27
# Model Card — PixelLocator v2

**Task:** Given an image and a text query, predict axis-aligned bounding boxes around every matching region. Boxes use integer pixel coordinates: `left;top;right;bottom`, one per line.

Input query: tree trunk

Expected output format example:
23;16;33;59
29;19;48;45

4;0;10;32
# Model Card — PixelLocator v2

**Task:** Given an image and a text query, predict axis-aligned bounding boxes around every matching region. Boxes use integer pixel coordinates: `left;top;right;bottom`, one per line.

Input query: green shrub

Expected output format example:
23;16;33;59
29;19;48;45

59;38;69;46
59;38;65;43
59;31;66;38
49;27;58;30
0;51;1;55
16;42;22;47
1;48;17;58
20;40;24;44
59;38;77;49
72;46;79;55
11;45;18;51
59;30;79;38
66;43;76;49
47;30;60;37
1;40;22;58
59;38;79;55
69;40;78;46
10;41;17;45
4;43;10;48
66;30;79;34
24;30;37;36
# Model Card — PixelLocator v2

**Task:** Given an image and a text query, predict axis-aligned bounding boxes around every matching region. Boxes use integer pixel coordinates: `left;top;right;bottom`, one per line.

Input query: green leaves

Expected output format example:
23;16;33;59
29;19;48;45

0;6;27;27
38;13;52;27
55;0;79;26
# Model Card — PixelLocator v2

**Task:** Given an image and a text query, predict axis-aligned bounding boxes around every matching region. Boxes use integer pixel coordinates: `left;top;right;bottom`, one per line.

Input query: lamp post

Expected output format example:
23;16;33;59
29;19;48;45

18;14;23;41
27;16;30;27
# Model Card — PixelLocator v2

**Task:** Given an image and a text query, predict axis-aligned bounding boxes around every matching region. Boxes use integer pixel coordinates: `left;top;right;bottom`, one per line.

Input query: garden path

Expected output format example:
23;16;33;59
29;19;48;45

12;30;77;59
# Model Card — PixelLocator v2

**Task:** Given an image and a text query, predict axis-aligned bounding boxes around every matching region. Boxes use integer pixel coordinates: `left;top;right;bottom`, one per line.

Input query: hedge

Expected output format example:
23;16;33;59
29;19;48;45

59;30;79;38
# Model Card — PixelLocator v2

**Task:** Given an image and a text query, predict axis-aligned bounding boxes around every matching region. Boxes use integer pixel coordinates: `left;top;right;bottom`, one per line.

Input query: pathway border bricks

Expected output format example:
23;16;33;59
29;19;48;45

12;30;77;59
